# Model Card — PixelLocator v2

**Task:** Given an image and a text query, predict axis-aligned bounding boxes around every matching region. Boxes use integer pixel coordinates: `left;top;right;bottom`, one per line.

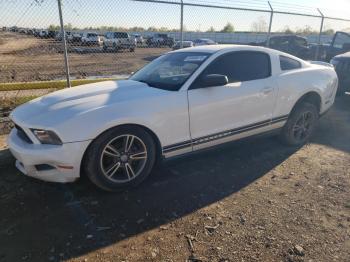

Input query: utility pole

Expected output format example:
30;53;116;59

266;1;274;47
57;0;71;88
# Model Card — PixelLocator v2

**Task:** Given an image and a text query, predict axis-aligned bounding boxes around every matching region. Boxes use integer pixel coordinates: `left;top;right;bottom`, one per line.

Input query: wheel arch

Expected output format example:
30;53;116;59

80;123;163;178
290;91;322;116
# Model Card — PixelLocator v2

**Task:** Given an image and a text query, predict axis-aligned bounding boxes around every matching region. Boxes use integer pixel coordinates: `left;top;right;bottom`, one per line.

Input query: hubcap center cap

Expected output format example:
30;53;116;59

120;155;128;162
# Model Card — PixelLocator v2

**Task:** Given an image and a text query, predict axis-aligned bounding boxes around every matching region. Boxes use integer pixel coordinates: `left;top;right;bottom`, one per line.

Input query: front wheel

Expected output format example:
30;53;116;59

84;126;156;191
280;102;319;146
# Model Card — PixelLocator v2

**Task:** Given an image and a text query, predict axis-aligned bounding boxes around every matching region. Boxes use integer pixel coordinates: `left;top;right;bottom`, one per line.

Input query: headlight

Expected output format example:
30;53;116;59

31;129;62;145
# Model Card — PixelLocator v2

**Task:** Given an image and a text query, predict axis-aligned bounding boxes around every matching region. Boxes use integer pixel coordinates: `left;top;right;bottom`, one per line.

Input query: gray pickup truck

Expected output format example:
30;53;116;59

103;32;136;52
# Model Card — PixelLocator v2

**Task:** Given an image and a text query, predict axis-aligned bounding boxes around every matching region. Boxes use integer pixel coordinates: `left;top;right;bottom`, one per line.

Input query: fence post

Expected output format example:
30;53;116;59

266;1;274;47
180;0;184;48
57;0;71;88
316;8;324;60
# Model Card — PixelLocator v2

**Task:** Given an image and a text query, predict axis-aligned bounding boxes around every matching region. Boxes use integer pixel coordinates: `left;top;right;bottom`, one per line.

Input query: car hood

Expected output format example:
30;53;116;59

11;80;166;127
334;51;350;59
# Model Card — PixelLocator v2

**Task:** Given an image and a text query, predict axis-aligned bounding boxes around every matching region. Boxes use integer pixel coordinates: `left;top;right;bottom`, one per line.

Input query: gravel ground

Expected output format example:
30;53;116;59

0;31;168;83
0;95;349;262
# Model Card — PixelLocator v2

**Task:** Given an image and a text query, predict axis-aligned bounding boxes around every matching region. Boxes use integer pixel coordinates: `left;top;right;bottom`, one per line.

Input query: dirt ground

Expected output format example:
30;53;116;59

0;95;349;262
0;32;169;82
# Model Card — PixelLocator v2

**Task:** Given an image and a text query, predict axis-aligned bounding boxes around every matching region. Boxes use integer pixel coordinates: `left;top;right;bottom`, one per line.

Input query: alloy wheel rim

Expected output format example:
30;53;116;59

292;111;314;142
100;134;147;183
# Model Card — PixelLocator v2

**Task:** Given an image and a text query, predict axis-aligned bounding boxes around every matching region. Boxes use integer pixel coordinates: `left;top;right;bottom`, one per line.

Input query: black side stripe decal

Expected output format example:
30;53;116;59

271;115;289;123
163;115;289;153
163;140;192;152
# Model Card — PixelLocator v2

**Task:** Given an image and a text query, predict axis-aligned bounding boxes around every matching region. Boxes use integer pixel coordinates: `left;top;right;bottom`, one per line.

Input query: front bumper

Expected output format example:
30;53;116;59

88;41;102;45
7;129;91;183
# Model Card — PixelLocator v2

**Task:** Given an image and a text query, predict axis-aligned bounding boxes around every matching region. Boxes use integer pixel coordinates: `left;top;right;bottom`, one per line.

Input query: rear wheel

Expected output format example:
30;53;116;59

280;102;318;146
84;126;156;191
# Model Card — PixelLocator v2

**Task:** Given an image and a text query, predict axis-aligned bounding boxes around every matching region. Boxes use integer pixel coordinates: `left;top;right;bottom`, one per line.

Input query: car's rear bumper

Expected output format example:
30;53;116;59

7;129;91;183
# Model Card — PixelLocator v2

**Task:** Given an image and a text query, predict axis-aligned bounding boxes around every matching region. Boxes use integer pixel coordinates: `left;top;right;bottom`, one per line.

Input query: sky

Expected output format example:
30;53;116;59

1;0;350;32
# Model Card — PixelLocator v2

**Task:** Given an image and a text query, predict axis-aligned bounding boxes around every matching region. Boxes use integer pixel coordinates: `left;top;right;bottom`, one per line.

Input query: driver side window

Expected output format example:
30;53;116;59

190;51;271;89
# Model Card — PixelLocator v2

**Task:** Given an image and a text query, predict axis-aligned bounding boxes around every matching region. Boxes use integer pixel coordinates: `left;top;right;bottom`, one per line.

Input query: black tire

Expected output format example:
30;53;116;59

129;47;135;52
102;44;107;51
84;126;157;191
280;102;319;146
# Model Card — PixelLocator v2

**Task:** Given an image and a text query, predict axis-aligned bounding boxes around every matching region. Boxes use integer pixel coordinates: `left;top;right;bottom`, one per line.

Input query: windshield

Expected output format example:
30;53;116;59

333;32;350;49
130;52;211;91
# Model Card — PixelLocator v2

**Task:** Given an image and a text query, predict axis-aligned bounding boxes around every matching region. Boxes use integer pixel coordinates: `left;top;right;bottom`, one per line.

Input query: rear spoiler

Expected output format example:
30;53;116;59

309;61;334;68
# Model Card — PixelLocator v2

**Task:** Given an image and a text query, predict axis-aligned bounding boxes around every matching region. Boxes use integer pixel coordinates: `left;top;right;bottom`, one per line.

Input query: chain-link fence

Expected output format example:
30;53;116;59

1;0;350;134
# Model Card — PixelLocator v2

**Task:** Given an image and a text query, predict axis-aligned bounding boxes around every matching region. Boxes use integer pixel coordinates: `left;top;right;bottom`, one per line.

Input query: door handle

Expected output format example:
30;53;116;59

261;86;273;94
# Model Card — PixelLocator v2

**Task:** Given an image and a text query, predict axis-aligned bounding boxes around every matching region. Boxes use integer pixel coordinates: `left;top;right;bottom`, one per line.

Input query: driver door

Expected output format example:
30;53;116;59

187;51;277;150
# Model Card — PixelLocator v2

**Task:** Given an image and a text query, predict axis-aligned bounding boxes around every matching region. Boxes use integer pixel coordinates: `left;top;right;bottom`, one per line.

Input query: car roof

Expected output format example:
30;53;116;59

270;34;306;39
171;44;277;54
170;44;307;64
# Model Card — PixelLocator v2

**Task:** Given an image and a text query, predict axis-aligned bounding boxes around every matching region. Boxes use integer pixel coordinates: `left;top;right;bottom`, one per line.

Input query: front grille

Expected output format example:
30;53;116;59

35;164;56;171
15;124;33;144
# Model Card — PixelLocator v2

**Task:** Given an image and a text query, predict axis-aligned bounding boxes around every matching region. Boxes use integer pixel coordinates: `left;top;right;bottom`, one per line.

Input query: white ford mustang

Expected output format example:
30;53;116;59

8;45;338;191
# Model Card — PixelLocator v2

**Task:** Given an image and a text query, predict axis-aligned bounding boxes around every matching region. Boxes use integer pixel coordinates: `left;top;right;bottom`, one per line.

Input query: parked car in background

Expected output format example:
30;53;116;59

262;35;312;59
313;31;350;62
27;29;34;35
39;30;48;38
70;32;83;43
33;29;40;37
172;41;194;50
131;34;145;45
55;31;82;43
65;31;73;41
193;38;217;46
81;32;102;46
9;26;18;32
146;33;175;47
330;52;350;95
18;28;27;34
103;32;136;52
7;45;338;191
55;32;66;41
47;30;57;38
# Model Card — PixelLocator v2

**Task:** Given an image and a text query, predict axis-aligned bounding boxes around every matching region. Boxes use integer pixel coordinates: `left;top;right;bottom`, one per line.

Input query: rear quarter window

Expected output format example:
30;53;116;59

280;56;302;71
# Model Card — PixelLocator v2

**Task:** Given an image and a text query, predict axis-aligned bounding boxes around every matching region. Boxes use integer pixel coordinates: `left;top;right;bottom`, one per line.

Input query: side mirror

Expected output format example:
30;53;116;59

202;74;228;87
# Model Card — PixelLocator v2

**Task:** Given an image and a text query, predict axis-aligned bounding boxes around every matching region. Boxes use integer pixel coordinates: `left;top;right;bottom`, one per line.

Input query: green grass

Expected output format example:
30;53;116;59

1;96;39;108
0;78;117;92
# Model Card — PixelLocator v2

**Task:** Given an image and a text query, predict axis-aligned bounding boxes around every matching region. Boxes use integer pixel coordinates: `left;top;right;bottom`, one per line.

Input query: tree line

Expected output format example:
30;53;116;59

47;22;235;33
48;21;336;35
